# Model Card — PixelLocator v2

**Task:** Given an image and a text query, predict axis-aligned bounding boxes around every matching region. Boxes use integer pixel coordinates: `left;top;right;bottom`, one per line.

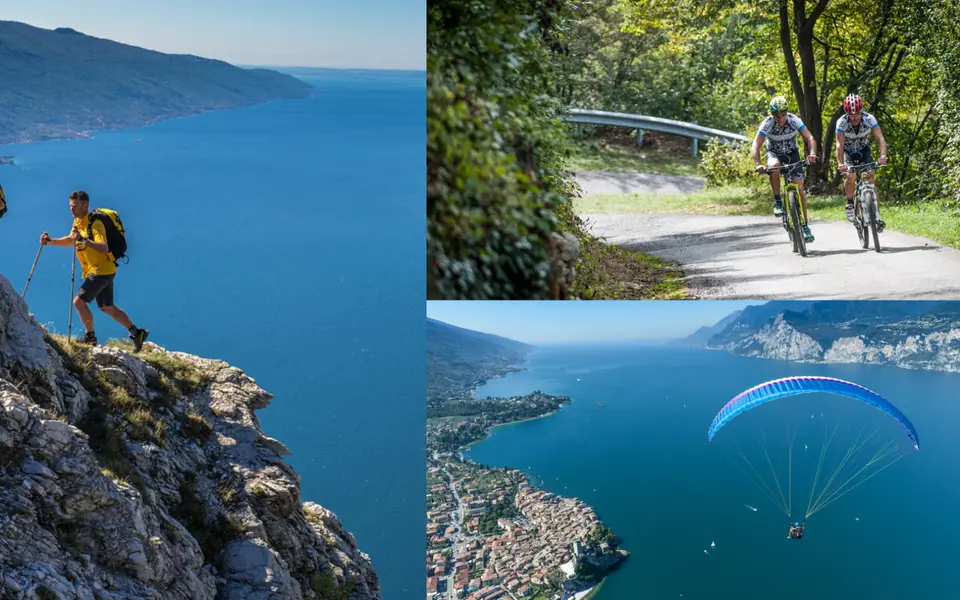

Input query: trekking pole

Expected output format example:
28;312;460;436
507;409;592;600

68;250;76;341
21;243;43;298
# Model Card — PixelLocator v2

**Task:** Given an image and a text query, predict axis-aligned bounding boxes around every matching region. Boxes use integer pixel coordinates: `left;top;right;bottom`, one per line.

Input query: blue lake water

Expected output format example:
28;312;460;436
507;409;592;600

469;342;960;600
0;69;424;598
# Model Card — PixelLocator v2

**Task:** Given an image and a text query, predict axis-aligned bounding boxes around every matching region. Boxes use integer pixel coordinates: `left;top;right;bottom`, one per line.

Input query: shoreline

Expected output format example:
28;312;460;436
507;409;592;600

438;361;624;598
458;404;566;457
0;95;303;150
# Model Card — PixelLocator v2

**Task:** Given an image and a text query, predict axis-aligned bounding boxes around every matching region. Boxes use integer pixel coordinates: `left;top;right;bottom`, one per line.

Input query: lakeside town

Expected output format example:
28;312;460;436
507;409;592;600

426;319;628;600
426;453;627;600
425;390;628;600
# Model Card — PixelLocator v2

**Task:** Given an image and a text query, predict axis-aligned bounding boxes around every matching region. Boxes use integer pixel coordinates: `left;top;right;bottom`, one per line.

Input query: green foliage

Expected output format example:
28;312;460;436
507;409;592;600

575;0;958;206
180;408;214;442
78;404;136;481
588;523;617;545
138;350;209;396
310;570;357;600
477;490;520;535
907;0;960;204
426;317;531;403
173;473;243;563
699;136;765;193
35;587;58;600
427;0;579;299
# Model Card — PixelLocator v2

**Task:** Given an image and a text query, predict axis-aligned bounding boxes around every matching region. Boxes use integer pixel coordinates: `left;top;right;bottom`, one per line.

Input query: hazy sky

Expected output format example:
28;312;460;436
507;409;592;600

426;301;763;344
3;0;424;69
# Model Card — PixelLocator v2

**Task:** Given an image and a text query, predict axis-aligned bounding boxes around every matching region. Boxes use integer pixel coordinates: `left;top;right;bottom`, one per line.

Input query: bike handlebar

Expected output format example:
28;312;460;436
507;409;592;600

841;162;887;172
760;160;807;175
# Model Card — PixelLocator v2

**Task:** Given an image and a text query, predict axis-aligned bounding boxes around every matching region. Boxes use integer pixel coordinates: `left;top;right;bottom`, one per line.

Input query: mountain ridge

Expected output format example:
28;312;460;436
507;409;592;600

0;20;314;147
687;301;960;372
426;318;534;403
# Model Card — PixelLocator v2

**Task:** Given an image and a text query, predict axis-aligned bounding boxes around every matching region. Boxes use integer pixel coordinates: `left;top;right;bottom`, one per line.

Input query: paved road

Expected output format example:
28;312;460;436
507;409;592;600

575;170;705;195
581;212;960;299
574;170;960;299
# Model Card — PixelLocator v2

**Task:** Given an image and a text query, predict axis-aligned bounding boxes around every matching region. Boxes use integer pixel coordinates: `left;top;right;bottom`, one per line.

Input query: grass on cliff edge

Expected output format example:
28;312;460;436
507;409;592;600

45;333;214;456
107;339;210;395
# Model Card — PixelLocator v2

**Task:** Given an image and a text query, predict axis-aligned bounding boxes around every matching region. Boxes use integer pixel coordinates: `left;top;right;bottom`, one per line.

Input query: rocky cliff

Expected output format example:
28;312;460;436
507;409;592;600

0;275;378;599
704;302;960;372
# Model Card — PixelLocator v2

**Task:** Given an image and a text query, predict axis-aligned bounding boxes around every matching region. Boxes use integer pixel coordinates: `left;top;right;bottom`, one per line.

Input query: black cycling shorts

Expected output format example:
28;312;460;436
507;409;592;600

844;147;875;173
766;149;803;181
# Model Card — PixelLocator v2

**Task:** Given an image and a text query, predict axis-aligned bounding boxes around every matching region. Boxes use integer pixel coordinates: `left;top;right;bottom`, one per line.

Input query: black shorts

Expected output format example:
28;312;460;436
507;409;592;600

77;274;115;308
844;147;874;172
766;149;803;181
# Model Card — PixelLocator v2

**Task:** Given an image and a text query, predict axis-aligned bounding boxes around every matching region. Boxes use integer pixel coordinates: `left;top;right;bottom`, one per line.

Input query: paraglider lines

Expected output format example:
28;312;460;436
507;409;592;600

730;446;790;518
759;427;790;518
807;436;903;518
804;421;838;522
730;420;905;524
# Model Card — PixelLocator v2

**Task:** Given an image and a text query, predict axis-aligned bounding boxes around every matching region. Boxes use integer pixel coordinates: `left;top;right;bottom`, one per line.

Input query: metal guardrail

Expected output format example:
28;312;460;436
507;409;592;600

561;109;750;157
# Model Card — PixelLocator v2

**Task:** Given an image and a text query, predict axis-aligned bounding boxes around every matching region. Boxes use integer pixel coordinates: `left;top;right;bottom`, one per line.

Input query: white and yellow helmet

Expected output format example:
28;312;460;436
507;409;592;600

768;96;788;114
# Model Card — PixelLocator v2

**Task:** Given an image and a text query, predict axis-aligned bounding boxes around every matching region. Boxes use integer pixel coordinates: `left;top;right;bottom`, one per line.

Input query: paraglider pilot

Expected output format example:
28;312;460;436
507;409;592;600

788;522;805;539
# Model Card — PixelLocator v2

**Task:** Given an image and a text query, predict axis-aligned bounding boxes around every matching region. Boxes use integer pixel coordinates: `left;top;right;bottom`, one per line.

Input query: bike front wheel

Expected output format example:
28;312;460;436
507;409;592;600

867;195;881;252
789;190;806;257
855;199;869;249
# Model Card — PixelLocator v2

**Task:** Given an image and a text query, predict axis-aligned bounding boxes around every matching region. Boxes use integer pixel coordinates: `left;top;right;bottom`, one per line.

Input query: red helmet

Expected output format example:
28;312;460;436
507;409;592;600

843;94;863;116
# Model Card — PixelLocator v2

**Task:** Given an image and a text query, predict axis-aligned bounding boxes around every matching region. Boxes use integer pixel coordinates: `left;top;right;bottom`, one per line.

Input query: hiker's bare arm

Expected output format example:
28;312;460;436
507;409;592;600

79;238;109;254
40;231;74;246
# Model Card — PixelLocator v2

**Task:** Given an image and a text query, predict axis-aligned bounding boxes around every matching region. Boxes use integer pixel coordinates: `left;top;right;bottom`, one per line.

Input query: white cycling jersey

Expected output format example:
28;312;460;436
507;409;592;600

836;112;879;152
758;112;807;155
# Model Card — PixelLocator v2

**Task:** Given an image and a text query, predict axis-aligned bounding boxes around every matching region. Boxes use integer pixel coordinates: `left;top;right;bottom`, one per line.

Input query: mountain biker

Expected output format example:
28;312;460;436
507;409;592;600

836;93;888;230
752;96;819;243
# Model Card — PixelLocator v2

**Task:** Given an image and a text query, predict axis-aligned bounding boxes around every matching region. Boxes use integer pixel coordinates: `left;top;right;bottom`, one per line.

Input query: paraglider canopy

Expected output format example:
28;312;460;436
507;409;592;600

708;376;919;450
708;375;919;531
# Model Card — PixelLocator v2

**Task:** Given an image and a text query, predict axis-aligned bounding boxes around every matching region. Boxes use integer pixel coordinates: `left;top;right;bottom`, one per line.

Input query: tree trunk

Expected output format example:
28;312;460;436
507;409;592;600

779;0;804;106
823;109;845;189
791;0;831;187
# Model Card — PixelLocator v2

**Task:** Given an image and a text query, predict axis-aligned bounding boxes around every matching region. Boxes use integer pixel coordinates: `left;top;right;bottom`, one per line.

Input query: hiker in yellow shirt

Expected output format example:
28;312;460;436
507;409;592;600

40;190;149;352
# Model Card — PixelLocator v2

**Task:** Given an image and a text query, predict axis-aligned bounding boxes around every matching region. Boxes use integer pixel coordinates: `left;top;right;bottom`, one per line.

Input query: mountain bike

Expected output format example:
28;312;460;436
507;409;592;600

843;162;886;253
762;160;809;257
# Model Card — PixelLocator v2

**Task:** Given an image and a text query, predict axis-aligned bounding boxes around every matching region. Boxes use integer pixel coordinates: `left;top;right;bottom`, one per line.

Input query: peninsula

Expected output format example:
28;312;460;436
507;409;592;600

426;319;628;600
0;20;314;148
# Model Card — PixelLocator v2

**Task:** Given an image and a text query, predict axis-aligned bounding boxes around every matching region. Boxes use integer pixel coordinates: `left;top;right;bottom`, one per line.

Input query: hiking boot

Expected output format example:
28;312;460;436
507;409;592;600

845;199;855;222
802;225;814;242
773;199;784;216
877;219;885;233
130;328;149;353
78;331;98;346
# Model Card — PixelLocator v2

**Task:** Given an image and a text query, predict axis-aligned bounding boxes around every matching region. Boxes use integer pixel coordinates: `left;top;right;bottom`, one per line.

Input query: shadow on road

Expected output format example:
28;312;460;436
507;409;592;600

875;244;940;254
806;248;875;257
617;222;783;256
